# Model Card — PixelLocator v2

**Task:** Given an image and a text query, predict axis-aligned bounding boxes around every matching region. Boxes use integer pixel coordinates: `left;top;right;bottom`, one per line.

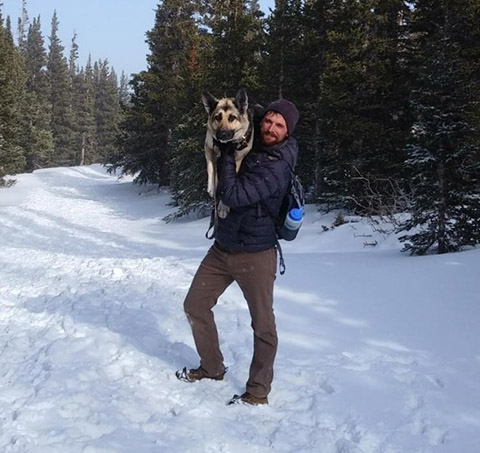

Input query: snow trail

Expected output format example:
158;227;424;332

0;165;479;452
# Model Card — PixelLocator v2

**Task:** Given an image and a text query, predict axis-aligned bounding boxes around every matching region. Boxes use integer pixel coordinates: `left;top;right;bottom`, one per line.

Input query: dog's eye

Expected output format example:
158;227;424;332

214;113;222;122
228;115;237;123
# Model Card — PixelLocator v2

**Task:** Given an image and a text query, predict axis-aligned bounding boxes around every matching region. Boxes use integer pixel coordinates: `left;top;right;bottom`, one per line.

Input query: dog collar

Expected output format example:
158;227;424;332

213;126;253;150
237;129;253;150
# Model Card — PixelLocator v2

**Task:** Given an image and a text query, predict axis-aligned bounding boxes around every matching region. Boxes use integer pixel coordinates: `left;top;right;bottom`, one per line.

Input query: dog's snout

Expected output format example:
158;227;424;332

216;129;234;143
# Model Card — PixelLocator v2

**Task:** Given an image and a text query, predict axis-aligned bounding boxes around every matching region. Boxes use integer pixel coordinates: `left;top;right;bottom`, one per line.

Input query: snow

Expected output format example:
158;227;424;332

0;164;479;453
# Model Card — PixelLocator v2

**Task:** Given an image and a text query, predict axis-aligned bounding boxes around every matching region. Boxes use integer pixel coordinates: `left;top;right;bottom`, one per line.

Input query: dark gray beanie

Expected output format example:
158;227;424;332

264;98;299;135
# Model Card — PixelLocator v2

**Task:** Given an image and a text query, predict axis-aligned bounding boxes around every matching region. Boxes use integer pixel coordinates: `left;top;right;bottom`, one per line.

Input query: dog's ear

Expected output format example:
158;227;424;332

234;89;248;115
202;92;218;114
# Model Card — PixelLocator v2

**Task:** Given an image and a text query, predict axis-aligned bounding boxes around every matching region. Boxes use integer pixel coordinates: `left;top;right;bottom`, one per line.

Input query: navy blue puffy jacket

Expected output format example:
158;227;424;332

214;136;298;252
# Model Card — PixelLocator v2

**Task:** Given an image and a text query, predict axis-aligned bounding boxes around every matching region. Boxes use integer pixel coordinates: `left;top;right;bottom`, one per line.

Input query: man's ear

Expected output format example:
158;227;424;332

202;92;218;114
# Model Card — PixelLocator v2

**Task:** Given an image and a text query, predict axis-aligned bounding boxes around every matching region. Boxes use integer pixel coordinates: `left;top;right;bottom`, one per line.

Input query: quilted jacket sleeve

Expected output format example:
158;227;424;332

219;152;290;208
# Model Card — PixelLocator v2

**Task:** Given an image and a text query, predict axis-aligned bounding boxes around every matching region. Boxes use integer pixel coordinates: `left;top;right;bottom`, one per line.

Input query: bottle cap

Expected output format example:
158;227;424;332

289;208;303;221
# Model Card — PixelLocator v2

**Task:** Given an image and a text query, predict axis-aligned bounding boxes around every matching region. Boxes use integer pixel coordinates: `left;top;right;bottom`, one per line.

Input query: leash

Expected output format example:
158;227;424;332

276;239;286;275
205;193;219;240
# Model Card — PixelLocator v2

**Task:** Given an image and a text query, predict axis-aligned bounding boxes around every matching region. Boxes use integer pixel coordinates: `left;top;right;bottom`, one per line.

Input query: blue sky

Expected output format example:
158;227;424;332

3;0;275;77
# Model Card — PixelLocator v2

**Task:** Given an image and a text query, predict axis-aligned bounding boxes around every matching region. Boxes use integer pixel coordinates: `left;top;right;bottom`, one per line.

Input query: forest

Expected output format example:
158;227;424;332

1;0;479;255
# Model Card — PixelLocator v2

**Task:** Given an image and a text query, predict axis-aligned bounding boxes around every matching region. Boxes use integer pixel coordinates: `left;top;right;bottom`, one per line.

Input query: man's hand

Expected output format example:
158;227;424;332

219;142;236;156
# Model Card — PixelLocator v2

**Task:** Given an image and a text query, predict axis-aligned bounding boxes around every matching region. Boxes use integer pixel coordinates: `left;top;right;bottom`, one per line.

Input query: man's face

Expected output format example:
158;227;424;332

260;111;288;146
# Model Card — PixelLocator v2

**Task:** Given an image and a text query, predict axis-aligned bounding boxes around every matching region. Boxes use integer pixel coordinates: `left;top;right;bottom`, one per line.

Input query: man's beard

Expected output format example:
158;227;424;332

261;131;280;145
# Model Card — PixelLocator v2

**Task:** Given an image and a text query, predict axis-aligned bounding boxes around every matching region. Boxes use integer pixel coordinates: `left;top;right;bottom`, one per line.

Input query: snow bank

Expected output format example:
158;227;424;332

0;165;479;452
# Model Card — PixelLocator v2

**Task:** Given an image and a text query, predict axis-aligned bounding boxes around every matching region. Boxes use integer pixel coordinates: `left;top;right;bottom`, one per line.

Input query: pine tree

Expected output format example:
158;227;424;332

47;11;75;166
71;57;96;166
263;0;326;198
68;35;98;165
69;32;82;161
398;0;480;254
94;60;121;163
167;103;210;220
68;31;79;76
318;0;410;210
162;1;215;216
0;6;27;185
205;0;265;97
164;0;267;218
119;71;130;107
262;0;303;100
16;0;28;51
113;0;202;185
22;15;54;170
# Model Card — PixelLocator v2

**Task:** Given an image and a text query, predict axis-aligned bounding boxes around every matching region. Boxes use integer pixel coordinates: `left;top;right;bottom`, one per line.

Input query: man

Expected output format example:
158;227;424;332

178;99;299;405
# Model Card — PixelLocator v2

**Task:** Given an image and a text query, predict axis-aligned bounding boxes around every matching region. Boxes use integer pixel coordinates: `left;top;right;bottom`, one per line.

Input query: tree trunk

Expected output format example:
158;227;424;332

314;117;322;201
437;158;447;254
278;45;284;99
80;133;86;166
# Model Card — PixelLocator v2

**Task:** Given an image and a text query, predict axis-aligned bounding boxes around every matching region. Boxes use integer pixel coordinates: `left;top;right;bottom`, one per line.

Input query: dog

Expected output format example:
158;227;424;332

202;89;254;218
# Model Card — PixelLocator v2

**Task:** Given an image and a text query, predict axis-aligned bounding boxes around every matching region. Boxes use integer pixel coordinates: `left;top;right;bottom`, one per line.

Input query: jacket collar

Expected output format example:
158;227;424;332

258;136;297;166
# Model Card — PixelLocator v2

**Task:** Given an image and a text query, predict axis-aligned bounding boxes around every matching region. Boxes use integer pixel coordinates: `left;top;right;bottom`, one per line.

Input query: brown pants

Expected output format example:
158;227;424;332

183;243;278;398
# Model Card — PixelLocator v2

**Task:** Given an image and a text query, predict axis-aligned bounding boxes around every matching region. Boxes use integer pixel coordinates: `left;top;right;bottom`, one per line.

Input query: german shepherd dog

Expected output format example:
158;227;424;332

202;89;254;218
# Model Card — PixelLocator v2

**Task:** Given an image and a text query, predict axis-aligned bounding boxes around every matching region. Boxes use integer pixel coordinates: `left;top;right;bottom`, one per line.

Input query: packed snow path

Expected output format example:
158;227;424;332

0;166;479;453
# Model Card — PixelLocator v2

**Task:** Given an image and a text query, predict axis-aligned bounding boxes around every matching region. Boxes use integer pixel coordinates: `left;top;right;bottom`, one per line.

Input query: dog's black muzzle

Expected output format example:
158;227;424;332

215;129;235;143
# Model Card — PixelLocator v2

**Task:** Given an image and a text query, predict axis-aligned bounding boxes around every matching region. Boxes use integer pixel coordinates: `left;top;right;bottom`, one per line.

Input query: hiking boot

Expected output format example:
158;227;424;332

176;366;227;383
227;392;268;406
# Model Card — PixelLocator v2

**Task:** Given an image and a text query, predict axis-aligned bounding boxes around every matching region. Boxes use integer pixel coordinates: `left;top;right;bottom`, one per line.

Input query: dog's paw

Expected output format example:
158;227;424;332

217;201;230;219
207;183;215;198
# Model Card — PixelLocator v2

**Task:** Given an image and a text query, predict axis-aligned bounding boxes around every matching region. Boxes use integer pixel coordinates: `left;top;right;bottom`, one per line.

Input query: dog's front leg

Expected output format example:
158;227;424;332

205;146;216;198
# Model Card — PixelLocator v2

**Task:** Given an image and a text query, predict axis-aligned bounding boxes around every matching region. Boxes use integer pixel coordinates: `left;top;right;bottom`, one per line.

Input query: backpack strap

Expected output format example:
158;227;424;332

260;201;287;275
260;160;298;276
259;160;296;220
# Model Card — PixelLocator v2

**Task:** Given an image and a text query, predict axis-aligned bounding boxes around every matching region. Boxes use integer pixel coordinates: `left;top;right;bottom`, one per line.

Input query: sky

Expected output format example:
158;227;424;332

3;0;275;77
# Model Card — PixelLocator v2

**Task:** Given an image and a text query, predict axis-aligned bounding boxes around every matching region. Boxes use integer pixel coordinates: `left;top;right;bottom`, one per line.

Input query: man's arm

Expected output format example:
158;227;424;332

219;153;290;208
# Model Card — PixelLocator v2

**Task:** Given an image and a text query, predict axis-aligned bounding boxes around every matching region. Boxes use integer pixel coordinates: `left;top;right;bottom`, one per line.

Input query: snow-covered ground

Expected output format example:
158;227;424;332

0;165;479;453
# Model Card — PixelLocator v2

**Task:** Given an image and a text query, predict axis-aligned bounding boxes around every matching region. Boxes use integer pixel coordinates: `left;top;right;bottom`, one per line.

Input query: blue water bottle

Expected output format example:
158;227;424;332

280;207;303;241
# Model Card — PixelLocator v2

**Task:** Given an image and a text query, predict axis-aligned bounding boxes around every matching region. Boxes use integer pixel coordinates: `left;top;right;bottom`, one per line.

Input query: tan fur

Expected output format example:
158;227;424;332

202;91;254;218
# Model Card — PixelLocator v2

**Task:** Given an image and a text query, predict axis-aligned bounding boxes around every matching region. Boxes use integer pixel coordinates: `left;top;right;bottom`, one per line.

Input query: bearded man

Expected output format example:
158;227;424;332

178;99;299;406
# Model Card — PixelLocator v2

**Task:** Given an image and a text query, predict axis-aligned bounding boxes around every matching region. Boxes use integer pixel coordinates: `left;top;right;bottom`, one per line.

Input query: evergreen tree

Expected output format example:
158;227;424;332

262;0;303;100
5;12;11;37
47;11;75;166
113;0;202;185
0;6;27;185
119;70;130;107
16;0;28;51
205;0;265;96
22;15;54;169
297;0;332;199
265;0;326;198
68;31;79;75
69;36;98;165
167;103;210;220
94;60;122;163
72;56;96;165
318;0;410;210
163;1;215;216
398;0;480;254
69;32;82;161
165;0;266;218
